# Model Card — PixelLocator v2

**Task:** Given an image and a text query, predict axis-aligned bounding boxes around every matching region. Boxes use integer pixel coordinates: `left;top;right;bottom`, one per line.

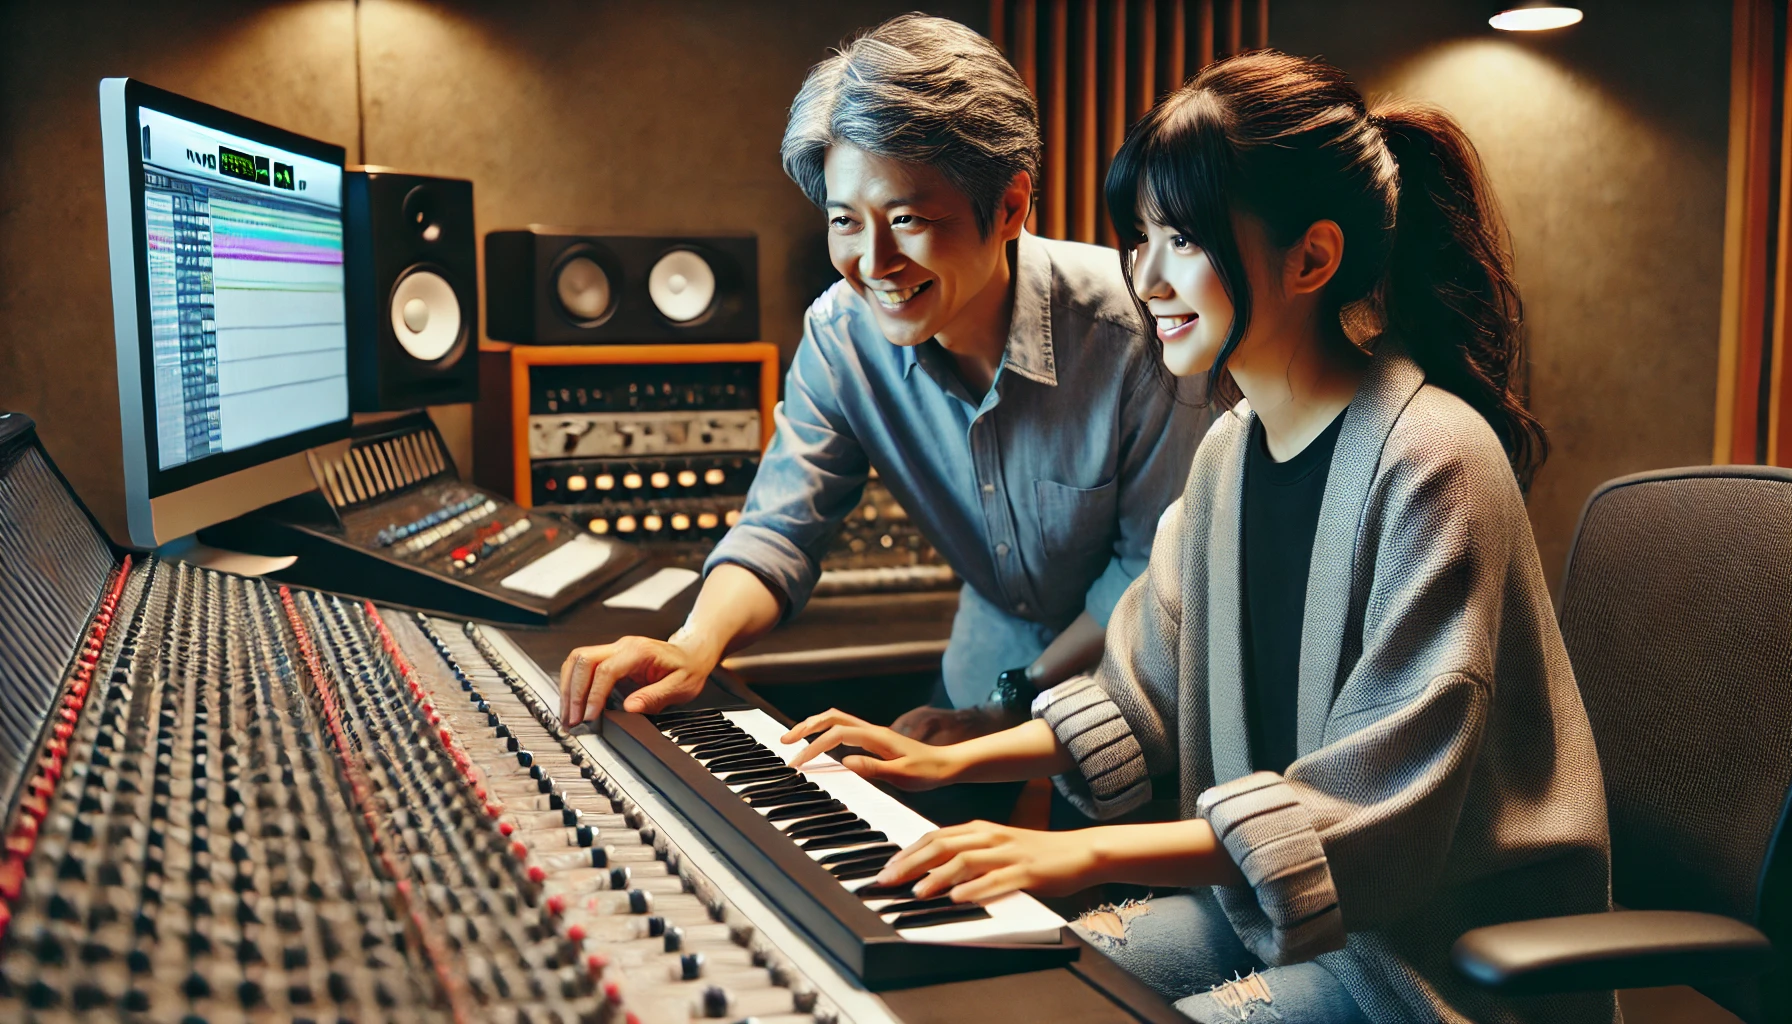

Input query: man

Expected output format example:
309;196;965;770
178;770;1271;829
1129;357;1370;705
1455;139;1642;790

560;13;1201;744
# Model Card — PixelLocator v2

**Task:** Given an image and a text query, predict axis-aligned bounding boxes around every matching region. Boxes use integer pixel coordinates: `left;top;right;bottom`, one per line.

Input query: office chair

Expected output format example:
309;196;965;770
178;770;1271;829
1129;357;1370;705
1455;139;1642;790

1452;465;1792;1022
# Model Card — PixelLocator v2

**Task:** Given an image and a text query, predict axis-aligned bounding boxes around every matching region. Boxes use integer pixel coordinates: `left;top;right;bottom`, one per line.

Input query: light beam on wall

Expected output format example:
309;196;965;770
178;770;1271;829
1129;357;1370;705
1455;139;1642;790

1490;4;1584;32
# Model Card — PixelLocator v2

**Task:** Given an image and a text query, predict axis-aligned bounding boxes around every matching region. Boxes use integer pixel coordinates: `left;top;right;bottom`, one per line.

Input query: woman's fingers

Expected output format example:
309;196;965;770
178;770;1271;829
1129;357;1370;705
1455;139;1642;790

780;708;869;745
785;724;859;769
913;848;1007;899
948;864;1028;904
879;825;1005;883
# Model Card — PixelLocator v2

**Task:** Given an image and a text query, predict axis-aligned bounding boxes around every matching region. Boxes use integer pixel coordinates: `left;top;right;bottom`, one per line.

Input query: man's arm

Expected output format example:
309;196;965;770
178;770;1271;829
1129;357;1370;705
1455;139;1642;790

560;295;871;722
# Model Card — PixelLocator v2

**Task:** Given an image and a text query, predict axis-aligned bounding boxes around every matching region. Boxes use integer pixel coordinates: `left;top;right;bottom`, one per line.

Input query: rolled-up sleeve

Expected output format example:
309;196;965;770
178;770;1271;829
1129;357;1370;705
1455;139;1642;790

702;305;869;618
1082;360;1204;626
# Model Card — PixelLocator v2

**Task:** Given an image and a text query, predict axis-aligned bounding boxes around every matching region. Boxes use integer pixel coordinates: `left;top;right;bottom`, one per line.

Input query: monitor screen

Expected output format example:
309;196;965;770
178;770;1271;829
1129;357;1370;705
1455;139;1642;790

103;78;352;546
136;106;347;471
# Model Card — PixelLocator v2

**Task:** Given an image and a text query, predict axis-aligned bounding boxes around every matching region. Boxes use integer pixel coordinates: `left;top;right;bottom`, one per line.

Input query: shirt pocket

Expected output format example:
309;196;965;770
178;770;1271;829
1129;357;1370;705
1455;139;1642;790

1032;477;1119;564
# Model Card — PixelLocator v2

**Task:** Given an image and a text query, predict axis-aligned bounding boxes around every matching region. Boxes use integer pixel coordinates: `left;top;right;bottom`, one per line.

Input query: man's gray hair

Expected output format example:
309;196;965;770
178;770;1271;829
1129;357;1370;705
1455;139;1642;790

782;13;1041;236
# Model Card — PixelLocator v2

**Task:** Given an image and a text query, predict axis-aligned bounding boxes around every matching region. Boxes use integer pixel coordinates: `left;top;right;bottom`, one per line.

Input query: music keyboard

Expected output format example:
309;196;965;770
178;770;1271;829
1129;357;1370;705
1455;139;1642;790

685;709;1064;944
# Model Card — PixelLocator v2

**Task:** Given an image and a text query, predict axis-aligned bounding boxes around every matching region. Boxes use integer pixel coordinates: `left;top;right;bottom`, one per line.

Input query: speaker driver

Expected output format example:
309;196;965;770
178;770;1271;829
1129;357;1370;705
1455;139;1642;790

555;253;614;325
389;268;462;362
649;249;716;322
402;184;444;243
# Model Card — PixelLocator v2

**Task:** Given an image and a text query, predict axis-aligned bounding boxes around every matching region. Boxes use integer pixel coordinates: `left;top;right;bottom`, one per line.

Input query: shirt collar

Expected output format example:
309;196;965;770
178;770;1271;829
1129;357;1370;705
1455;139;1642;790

898;231;1058;387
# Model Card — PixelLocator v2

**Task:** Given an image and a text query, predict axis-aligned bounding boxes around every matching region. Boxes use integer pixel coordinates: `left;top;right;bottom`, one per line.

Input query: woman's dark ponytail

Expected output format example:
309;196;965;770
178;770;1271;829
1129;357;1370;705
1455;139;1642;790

1375;104;1547;487
1107;52;1548;488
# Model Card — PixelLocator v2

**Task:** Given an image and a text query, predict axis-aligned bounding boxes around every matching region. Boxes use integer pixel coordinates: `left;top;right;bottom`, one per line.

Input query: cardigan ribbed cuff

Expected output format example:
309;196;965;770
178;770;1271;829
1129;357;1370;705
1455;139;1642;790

1033;675;1150;819
1197;771;1346;964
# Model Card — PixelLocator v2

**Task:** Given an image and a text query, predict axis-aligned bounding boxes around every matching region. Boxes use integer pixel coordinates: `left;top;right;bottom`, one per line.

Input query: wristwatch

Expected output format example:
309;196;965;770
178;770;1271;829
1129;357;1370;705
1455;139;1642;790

991;666;1038;715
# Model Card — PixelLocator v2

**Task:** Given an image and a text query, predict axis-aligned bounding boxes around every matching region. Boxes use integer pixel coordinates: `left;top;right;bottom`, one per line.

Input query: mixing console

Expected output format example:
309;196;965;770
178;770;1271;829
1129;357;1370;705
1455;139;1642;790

0;411;1132;1024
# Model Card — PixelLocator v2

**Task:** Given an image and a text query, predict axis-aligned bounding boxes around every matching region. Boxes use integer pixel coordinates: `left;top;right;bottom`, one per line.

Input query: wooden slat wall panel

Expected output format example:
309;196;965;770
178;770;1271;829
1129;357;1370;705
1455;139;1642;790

1714;0;1785;465
991;0;1265;244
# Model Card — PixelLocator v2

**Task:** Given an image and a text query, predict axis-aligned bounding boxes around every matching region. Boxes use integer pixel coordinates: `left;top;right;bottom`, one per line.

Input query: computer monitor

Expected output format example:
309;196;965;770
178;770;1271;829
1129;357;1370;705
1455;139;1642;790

101;78;351;547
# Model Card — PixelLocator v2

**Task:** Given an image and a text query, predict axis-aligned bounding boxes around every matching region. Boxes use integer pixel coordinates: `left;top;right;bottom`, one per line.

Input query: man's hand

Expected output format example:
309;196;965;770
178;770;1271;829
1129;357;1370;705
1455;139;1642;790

890;704;1026;745
779;709;965;791
559;635;715;725
879;821;1103;902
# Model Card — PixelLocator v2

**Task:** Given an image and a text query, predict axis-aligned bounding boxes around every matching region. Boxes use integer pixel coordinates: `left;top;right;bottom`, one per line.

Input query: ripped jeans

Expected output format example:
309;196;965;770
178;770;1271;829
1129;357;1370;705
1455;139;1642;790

1071;890;1368;1024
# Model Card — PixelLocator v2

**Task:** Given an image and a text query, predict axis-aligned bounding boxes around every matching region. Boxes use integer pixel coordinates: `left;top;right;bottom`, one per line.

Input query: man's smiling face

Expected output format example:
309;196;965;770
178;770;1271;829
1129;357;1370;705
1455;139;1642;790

822;144;1009;348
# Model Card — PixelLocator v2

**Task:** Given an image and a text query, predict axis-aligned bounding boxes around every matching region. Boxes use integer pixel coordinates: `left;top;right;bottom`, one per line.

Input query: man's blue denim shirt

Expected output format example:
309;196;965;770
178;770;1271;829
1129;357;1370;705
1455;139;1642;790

705;231;1207;706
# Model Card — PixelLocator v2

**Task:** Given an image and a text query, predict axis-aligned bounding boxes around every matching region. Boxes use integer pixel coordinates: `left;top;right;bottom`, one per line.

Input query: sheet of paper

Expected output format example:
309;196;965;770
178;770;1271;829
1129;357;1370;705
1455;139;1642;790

499;534;612;598
601;566;699;610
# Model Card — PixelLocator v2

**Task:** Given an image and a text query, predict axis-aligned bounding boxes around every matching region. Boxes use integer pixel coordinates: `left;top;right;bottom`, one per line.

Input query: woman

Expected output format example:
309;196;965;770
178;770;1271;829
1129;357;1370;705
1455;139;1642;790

779;51;1614;1024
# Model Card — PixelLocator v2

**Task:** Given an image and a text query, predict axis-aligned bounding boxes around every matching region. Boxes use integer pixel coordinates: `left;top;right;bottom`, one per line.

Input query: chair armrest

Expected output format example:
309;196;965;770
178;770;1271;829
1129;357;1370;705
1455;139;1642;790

1452;910;1774;994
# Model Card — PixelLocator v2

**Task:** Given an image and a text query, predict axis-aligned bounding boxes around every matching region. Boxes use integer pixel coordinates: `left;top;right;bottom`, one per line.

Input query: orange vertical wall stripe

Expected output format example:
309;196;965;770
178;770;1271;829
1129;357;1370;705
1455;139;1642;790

989;1;1266;247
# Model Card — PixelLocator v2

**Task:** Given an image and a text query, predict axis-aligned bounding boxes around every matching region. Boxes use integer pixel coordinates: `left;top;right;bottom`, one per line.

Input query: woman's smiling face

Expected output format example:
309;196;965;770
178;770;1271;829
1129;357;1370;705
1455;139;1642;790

1127;217;1237;378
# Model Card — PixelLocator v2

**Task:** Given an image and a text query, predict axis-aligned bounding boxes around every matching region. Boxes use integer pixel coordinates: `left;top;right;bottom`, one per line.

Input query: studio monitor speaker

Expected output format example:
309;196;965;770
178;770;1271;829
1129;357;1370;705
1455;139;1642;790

484;228;758;344
346;169;479;411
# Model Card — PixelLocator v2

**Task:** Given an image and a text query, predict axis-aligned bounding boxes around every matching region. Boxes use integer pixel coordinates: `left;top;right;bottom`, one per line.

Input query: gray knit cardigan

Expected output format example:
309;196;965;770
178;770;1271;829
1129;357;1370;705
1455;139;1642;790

1036;349;1616;1023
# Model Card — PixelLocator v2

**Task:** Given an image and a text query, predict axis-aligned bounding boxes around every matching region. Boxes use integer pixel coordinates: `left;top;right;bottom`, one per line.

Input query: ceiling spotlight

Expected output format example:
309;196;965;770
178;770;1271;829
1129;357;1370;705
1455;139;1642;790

1490;3;1583;31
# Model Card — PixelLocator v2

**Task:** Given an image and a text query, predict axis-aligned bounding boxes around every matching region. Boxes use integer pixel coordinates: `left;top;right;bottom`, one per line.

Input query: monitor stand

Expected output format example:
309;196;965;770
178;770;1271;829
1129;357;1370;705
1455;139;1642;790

157;535;297;577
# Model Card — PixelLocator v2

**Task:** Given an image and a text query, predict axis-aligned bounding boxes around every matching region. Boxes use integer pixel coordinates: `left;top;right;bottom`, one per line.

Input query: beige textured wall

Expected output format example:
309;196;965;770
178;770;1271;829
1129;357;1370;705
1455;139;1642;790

1272;0;1730;593
0;0;359;543
0;0;978;542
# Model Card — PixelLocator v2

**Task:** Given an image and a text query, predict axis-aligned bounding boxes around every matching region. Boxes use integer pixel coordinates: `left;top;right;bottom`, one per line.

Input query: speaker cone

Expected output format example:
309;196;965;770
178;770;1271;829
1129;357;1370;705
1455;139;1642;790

649;249;716;323
389;268;463;362
555;251;615;326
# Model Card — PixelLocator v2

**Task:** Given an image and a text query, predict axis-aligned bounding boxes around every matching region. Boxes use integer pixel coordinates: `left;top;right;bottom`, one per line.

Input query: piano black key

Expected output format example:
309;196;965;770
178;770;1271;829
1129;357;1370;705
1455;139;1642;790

784;814;866;839
851;880;917;901
831;861;889;882
827;852;895;878
764;799;846;822
816;843;899;866
719;766;796;785
651;709;725;724
738;777;815;799
670;725;746;744
691;739;761;760
746;785;823;808
875;896;959;915
704;752;784;773
890;905;992;929
798;830;887;852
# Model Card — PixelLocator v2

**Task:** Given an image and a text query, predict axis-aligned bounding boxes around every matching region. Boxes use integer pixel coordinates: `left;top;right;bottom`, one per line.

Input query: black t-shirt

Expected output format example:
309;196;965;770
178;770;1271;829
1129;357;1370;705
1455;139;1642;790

1241;409;1347;773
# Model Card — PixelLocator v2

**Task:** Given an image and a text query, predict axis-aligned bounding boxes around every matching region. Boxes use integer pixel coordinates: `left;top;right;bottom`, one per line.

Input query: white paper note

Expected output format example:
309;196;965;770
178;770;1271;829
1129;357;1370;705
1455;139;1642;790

601;567;699;610
499;534;613;598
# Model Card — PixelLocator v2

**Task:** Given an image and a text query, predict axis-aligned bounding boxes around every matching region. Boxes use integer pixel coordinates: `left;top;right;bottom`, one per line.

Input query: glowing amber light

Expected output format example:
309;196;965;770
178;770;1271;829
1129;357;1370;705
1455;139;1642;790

588;518;610;534
623;473;643;489
596;474;615;490
650;472;670;488
643;514;663;532
670;513;691;530
566;474;588;492
724;509;742;527
704;468;726;485
616;515;638;532
677;470;698;487
697;512;719;529
1488;5;1582;31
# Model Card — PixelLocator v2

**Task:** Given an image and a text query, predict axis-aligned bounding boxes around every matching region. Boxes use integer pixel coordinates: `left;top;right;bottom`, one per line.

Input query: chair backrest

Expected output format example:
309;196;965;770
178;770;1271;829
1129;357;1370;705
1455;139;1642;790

1555;469;1792;932
1558;466;1792;1018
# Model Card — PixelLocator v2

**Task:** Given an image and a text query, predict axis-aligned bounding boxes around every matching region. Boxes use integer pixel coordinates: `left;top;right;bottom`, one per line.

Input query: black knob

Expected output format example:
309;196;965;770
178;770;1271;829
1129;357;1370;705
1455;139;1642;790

663;927;684;952
680;952;706;980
